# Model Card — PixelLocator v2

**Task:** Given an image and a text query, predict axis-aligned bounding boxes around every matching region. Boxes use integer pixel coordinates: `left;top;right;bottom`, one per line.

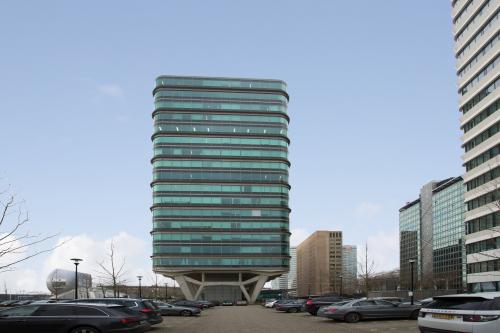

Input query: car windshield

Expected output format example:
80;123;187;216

0;305;41;317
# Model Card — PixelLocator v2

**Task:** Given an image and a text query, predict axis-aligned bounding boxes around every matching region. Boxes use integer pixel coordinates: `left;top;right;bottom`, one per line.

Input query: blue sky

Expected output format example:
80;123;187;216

0;1;462;292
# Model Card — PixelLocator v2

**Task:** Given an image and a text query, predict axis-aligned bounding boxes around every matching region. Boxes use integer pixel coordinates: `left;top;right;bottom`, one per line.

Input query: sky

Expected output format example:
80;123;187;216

0;0;462;293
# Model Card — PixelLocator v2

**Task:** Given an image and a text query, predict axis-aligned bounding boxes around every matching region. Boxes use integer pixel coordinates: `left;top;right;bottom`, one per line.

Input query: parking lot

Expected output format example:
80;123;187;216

152;305;419;333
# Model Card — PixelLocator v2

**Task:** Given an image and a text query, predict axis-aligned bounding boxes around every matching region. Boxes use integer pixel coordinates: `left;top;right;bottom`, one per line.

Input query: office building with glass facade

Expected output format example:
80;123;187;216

342;245;357;294
151;76;290;303
451;0;500;292
399;177;466;291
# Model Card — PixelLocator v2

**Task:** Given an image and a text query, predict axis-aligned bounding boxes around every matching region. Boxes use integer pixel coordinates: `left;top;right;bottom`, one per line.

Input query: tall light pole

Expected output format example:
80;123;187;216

338;275;343;297
70;258;83;300
137;276;143;299
165;282;168;300
409;259;416;305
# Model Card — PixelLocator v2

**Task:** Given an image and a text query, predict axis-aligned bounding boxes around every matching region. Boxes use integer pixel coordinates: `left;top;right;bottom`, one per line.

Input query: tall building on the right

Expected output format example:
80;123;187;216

452;0;500;292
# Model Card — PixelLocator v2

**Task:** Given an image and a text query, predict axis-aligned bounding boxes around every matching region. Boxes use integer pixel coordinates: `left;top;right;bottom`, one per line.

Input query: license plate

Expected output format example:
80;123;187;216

432;314;455;320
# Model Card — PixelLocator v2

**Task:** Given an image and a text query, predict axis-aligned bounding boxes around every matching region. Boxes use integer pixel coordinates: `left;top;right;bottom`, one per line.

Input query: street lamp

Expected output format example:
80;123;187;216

408;259;416;305
70;258;83;300
338;275;343;297
137;276;143;299
165;282;168;300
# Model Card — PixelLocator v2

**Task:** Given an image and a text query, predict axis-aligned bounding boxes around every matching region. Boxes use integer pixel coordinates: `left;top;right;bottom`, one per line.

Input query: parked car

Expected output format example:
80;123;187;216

236;300;248;306
275;299;306;313
64;298;162;326
264;299;277;308
222;300;234;306
172;299;205;309
0;303;150;333
0;300;18;307
151;301;201;316
305;296;345;316
318;298;421;322
418;292;500;333
198;300;215;308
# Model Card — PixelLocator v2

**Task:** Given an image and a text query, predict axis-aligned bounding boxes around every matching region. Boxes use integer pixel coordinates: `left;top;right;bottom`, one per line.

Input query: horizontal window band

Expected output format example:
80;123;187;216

152;108;290;121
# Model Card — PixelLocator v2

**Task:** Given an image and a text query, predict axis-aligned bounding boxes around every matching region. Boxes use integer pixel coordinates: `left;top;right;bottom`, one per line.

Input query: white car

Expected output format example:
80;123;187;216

264;299;277;308
418;292;500;333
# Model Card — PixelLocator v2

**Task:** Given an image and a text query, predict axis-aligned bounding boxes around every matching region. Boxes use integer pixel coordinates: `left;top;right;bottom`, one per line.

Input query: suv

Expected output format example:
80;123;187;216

64;298;162;325
418;292;500;333
305;296;344;316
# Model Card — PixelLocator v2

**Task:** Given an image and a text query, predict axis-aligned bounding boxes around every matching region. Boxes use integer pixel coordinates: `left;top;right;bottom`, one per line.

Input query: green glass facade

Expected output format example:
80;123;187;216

151;76;290;274
399;177;466;290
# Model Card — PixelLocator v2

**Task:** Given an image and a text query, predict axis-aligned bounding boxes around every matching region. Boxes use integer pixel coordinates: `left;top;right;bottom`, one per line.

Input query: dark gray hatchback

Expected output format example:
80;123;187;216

64;298;162;325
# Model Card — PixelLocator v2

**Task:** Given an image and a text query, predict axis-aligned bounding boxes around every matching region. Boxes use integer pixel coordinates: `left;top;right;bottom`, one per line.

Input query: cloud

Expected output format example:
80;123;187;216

98;84;124;97
354;202;383;219
290;228;310;246
358;230;399;273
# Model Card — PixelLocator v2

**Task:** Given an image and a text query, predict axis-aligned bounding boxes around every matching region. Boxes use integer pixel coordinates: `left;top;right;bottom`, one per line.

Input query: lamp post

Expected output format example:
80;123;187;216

338;275;343;297
70;258;83;300
137;276;143;299
409;259;416;305
165;283;168;300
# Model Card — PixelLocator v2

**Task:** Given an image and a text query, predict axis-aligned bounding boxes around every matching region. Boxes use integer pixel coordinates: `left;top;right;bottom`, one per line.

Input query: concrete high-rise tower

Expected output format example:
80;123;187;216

151;76;291;303
452;0;500;292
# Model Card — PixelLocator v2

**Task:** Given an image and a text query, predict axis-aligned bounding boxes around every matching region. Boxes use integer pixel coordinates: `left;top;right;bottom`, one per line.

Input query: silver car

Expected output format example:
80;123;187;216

153;301;201;316
318;298;421;323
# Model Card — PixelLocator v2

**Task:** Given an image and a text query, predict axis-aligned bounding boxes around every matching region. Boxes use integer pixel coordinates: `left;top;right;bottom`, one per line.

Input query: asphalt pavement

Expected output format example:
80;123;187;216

151;305;419;333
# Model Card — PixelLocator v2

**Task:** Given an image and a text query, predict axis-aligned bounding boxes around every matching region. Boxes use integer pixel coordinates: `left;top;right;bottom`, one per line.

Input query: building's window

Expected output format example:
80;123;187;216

455;1;491;43
154;100;287;114
152;183;289;194
154;124;287;136
155;77;287;91
461;78;499;114
464;122;500;151
460;57;499;96
154;90;288;103
154;147;288;159
466;212;499;234
152;208;289;218
153;195;288;206
467;258;500;273
153;136;288;148
153;257;289;267
466;237;500;254
457;11;499;61
153;220;288;230
458;33;499;80
152;170;288;183
464;145;500;171
154;112;288;124
465;166;500;190
462;99;499;133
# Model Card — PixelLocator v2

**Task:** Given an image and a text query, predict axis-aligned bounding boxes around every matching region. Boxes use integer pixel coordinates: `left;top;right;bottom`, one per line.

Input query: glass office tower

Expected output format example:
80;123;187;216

151;76;290;303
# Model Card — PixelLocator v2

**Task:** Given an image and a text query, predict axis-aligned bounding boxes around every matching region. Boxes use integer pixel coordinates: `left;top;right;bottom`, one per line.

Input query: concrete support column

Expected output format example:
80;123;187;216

250;275;268;303
175;276;194;300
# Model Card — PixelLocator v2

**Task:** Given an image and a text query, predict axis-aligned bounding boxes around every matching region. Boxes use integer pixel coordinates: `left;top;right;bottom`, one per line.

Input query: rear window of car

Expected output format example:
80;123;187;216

33;305;75;316
142;301;156;309
426;297;500;310
109;305;138;316
74;306;107;316
0;305;40;317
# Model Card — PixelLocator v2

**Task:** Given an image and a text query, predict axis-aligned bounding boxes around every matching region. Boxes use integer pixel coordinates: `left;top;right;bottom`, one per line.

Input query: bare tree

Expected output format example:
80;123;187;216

0;186;59;273
96;240;127;297
358;243;376;295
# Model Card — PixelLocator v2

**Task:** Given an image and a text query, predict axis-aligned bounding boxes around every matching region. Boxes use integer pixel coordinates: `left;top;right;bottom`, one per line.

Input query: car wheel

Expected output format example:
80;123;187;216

69;326;100;333
344;312;361;323
288;307;298;313
410;310;419;320
180;310;192;316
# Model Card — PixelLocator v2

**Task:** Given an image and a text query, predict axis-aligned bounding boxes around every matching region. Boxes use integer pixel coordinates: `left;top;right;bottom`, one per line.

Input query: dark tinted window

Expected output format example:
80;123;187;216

0;306;40;317
74;306;107;316
33;305;75;316
142;301;157;309
124;301;137;307
426;297;489;310
355;301;377;306
109;306;138;316
375;300;396;306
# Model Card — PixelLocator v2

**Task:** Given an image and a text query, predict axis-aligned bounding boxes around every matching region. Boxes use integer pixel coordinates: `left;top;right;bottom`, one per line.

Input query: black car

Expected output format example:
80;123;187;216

64;298;162;325
0;303;150;333
305;296;345;316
